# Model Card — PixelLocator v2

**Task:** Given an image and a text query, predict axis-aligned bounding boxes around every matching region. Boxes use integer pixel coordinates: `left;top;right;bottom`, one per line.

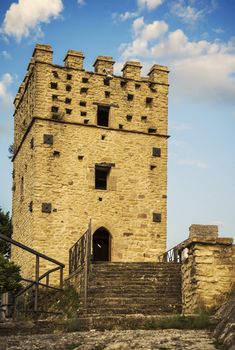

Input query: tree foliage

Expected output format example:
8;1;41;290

0;254;21;294
0;207;12;257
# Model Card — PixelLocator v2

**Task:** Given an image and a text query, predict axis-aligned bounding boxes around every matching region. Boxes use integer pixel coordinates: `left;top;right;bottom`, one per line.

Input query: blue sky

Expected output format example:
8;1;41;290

0;0;234;247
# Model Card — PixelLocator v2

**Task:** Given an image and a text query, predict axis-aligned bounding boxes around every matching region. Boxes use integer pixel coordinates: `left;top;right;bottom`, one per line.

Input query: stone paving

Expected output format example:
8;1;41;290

1;329;218;350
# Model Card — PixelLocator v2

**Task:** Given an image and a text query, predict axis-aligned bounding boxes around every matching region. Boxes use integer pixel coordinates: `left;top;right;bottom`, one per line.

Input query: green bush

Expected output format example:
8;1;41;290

0;253;21;294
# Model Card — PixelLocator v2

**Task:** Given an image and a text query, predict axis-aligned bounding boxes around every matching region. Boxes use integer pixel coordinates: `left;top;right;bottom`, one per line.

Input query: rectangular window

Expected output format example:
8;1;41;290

51;82;58;89
95;166;110;190
97;105;110;127
67;74;72;80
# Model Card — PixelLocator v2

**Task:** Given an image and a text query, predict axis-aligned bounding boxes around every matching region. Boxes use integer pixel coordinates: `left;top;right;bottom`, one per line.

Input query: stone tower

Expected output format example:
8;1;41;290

12;44;169;276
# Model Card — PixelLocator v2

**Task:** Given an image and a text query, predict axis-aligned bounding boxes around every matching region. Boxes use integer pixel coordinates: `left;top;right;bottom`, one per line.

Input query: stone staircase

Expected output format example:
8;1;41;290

77;262;182;329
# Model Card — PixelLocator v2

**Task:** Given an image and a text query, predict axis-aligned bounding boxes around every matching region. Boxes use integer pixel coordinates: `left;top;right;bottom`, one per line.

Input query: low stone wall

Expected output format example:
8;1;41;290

180;225;235;314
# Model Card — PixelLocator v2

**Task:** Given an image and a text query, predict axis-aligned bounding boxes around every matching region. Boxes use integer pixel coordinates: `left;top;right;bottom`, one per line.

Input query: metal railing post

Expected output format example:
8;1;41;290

34;255;39;314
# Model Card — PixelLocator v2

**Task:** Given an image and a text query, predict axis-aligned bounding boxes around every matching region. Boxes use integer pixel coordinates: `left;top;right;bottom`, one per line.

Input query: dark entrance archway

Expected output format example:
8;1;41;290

93;227;111;261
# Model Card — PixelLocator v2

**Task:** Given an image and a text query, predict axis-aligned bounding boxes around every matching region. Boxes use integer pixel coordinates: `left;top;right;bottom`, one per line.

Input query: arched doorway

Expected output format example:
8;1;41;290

93;227;111;261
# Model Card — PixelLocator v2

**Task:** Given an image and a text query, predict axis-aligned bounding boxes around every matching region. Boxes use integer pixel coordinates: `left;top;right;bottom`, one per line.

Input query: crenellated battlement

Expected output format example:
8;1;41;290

13;44;169;153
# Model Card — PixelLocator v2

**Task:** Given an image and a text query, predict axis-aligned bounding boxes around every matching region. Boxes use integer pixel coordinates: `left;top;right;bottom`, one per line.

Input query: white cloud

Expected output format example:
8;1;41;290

112;11;138;23
1;50;12;60
213;27;224;34
177;159;208;169
112;0;164;23
170;0;203;23
119;18;235;104
1;0;63;41
137;0;164;10
120;17;168;59
0;73;14;107
170;0;217;24
77;0;85;6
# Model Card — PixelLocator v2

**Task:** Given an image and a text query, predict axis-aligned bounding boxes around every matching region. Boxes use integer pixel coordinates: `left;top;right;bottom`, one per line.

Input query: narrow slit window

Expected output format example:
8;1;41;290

97;106;110;127
95;166;110;190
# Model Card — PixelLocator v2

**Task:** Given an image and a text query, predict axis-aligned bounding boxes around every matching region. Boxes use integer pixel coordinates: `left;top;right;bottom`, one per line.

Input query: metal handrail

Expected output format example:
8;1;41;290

0;233;65;318
68;221;92;309
158;239;189;263
0;233;64;267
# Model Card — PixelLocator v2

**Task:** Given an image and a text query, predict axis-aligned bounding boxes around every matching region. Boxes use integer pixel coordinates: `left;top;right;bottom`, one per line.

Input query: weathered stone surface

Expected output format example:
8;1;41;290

213;299;235;350
12;44;169;280
181;228;235;313
1;329;217;350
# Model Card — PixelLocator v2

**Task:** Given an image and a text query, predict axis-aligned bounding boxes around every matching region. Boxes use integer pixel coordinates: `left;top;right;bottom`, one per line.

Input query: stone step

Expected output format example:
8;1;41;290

87;298;182;310
89;280;181;288
80;305;182;315
88;287;180;295
70;314;182;331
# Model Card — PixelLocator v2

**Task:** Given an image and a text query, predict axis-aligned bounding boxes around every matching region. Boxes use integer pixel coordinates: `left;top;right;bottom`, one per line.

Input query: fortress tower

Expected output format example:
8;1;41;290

12;44;169;276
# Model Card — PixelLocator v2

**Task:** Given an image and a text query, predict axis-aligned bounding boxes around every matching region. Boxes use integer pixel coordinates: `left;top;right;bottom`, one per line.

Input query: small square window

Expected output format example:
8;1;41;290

152;147;161;157
52;95;58;101
148;128;157;133
119;124;123;129
80;101;86;107
52;71;59;78
95;165;110;190
141;116;147;122
105;91;110;98
42;203;52;213
80;87;88;94
65;98;71;104
66;84;72;91
104;78;110;86
81;111;87;116
153;213;161;222
82;77;89;83
97;105;110;127
67;74;72;80
66;109;72;115
84;119;89;124
120;81;127;88
51;82;58;89
135;83;141;89
126;115;132;121
146;97;153;106
43;134;53;145
51;106;59;113
127;94;134;101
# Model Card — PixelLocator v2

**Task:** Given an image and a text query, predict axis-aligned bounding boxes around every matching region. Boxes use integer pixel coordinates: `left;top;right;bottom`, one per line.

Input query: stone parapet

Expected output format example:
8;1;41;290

181;225;235;313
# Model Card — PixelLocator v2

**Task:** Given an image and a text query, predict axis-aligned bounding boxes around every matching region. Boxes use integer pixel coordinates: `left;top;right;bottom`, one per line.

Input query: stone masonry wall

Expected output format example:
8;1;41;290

181;225;235;313
12;44;169;280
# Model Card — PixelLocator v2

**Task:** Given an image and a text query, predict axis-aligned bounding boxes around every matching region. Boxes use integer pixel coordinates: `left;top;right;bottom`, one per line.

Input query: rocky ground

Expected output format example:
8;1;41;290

1;329;218;350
